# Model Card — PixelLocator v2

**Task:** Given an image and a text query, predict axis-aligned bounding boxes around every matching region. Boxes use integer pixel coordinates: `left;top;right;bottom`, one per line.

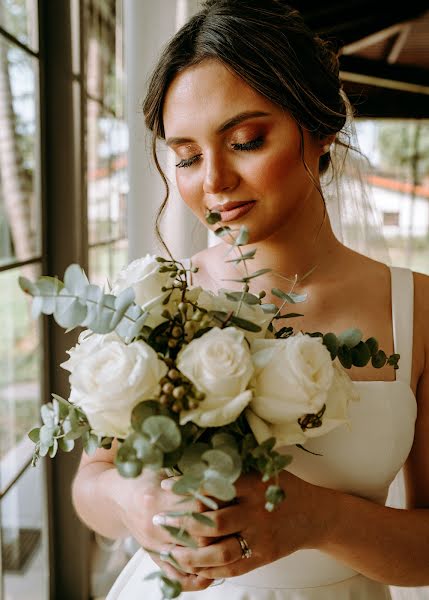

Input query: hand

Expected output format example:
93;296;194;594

155;470;325;580
117;471;215;591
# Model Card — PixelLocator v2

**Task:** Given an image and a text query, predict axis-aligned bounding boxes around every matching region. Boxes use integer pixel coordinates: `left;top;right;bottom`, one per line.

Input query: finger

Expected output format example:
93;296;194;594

154;558;214;592
170;535;243;571
154;504;246;539
161;477;231;510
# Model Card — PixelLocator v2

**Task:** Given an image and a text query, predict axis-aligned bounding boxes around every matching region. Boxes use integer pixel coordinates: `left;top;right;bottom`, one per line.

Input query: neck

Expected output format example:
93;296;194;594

221;193;344;292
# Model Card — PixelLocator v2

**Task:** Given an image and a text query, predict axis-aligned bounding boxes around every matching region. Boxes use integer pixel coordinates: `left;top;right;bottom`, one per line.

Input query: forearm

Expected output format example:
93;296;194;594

318;487;429;586
71;461;136;539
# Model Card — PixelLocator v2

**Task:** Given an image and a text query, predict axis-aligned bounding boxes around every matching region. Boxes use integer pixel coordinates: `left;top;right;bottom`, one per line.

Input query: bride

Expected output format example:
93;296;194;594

72;1;429;598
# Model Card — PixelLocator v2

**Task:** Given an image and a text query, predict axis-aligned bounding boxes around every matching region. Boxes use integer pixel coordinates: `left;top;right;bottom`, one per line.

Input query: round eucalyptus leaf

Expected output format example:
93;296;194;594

202;449;235;477
41;404;55;427
131;401;159;431
142;416;181;452
49;438;59;458
365;337;379;356
203;475;236;501
351;341;371;367
323;332;339;359
172;474;201;495
211;446;242;480
372;349;387;368
28;427;40;443
128;433;163;468
39;425;55;446
59;437;75;452
337;327;362;348
178;443;209;473
116;458;143;478
337;345;352;369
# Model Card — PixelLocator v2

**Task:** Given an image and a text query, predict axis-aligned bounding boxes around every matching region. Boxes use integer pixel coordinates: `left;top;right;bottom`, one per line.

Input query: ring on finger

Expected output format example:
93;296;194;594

235;533;252;559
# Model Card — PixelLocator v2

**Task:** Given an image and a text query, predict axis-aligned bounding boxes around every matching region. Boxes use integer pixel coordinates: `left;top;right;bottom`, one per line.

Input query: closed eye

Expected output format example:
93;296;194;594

231;136;264;151
175;154;202;168
175;136;264;168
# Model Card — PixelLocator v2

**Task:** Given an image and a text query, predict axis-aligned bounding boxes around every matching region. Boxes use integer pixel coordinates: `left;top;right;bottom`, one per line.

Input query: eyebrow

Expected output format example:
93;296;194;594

165;111;271;147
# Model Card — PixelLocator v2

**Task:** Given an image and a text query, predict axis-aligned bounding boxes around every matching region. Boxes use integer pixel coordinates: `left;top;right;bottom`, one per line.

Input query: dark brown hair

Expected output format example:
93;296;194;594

143;0;348;251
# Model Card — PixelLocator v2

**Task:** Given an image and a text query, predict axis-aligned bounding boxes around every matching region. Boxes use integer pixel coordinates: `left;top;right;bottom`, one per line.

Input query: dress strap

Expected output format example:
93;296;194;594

389;265;414;385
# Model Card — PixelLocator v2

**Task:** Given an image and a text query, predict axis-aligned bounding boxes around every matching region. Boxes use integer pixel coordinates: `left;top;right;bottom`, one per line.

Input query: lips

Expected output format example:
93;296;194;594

211;200;255;213
210;200;256;223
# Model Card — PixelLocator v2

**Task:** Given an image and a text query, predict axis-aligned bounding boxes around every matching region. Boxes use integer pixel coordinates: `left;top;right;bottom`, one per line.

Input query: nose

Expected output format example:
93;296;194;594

202;153;239;195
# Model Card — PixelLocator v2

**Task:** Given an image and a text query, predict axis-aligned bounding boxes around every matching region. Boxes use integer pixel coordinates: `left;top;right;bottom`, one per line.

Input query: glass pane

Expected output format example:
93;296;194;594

88;238;128;288
1;462;49;599
0;0;38;51
84;0;124;115
355;119;429;274
0;36;40;267
0;263;41;491
87;104;128;245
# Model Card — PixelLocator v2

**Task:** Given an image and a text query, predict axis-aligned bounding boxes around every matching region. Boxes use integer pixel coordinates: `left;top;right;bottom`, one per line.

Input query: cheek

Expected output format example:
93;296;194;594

248;147;303;192
176;171;202;212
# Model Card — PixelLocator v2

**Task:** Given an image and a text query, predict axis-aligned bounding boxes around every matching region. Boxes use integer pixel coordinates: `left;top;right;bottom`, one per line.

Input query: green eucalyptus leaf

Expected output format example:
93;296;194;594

161;525;198;548
172;474;202;495
192;491;219;510
323;332;339;360
142;416;181;453
244;268;271;280
206;211;222;224
116;458;143;478
351;341;371;367
271;288;296;303
224;291;260;305
28;427;40;443
127;433;163;468
365;337;379;356
54;289;87;329
131;400;166;431
83;433;99;455
178;443;210;472
203;475;236;501
160;575;182;599
229;315;262;332
41;404;55;427
214;226;231;237
338;328;362;349
18;276;39;296
59;437;75;452
49;438;59;458
64;264;90;294
260;303;278;313
190;512;216;527
109;287;136;329
225;248;256;263
39;424;55;446
235;226;249;246
338;345;353;369
202;449;234;477
287;292;308;303
372;349;387;368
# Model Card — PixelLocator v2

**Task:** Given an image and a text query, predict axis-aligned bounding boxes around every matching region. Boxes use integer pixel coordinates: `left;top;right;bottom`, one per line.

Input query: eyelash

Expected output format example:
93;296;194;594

175;136;264;168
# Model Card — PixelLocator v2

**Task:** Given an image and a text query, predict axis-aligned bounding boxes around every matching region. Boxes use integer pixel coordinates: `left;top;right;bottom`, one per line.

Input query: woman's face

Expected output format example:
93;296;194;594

162;59;327;244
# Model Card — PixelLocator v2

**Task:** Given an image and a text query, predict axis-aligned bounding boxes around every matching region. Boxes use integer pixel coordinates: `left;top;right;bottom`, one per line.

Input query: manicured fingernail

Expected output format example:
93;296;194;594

159;549;170;561
161;478;174;490
152;513;167;526
209;578;225;587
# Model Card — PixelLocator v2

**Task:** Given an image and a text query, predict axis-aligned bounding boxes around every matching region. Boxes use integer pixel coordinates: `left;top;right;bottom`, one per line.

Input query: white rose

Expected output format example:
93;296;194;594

112;254;171;310
197;289;273;341
177;327;254;427
61;331;167;438
112;255;201;327
246;333;358;446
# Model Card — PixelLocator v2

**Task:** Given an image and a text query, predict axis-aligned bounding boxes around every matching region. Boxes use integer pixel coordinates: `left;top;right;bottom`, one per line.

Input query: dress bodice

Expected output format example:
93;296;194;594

227;265;417;590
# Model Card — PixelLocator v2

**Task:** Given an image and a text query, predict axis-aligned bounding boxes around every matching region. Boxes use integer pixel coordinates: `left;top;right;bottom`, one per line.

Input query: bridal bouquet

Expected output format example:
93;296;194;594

19;216;399;598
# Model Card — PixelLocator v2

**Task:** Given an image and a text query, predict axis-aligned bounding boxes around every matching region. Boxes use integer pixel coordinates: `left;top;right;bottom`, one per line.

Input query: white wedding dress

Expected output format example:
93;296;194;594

106;265;417;600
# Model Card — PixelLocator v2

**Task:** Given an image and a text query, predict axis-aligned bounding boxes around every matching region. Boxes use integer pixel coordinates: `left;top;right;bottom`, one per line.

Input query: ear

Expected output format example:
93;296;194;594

319;134;336;155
